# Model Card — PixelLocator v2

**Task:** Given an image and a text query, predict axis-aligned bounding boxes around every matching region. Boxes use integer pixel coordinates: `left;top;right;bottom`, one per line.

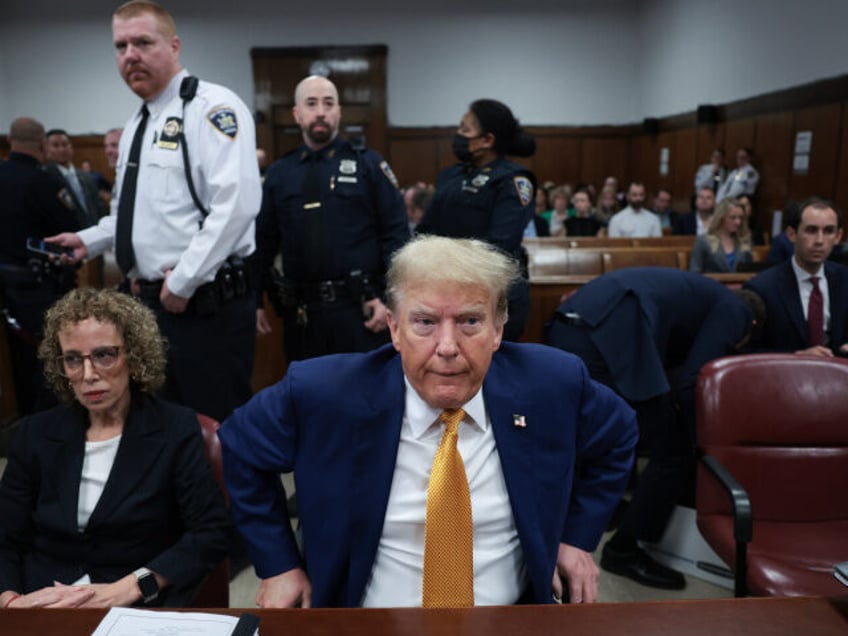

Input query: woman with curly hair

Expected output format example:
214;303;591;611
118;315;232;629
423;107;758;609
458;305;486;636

0;288;228;609
688;198;753;273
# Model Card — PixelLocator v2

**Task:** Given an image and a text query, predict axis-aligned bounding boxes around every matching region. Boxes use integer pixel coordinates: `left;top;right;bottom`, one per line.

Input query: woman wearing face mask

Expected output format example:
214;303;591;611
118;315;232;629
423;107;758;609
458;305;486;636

416;99;536;340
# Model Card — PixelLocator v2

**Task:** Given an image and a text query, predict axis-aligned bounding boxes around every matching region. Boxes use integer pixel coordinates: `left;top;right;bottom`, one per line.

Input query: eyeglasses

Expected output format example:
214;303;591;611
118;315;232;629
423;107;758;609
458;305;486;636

58;346;122;377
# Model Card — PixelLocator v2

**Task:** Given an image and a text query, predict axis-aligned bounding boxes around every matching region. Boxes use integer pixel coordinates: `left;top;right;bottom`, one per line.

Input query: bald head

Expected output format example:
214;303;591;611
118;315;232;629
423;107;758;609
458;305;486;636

8;117;46;161
292;75;341;150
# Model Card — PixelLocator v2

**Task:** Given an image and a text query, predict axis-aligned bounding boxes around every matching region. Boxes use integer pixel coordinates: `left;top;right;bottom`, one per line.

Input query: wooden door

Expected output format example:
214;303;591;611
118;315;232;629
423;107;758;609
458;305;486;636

252;45;388;162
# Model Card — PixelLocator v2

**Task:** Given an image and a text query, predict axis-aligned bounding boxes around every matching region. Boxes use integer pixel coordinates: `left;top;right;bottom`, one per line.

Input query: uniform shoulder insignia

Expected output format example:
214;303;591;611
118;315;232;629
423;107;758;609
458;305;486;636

747;170;754;179
57;187;75;210
513;176;534;207
379;160;400;189
207;107;239;139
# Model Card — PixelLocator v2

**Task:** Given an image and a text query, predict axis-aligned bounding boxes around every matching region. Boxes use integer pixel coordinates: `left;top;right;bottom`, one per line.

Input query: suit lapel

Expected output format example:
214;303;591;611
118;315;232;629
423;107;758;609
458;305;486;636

482;359;538;556
42;411;87;532
347;354;406;605
777;261;808;344
86;397;166;528
826;263;848;346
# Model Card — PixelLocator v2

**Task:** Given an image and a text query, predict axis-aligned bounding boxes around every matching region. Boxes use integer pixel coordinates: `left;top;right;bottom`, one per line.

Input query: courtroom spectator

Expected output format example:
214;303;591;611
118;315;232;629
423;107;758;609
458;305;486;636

674;187;715;236
593;185;618;227
547;185;573;237
80;159;111;194
717;147;759;202
745;197;848;356
689;198;752;273
408;184;434;235
608;182;661;238
651;187;679;231
0;288;229;609
103;128;122;170
694;148;727;195
565;189;604;237
535;185;552;223
603;175;625;208
737;193;766;246
547;268;764;590
45;129;102;227
220;235;637;608
0;117;79;415
99;128;122;210
765;201;800;266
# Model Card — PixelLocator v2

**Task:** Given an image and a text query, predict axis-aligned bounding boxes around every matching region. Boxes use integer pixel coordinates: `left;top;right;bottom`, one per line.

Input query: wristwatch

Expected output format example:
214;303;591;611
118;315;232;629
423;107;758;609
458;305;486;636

134;567;159;604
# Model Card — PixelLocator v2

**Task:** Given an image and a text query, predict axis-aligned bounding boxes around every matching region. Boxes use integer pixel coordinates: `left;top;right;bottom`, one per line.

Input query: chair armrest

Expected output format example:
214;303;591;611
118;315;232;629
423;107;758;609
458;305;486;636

701;454;752;597
701;454;752;542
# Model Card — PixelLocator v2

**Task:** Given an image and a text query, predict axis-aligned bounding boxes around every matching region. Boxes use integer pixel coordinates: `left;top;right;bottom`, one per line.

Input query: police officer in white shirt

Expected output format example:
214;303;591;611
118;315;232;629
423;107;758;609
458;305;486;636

717;147;759;203
694;148;727;194
49;0;261;421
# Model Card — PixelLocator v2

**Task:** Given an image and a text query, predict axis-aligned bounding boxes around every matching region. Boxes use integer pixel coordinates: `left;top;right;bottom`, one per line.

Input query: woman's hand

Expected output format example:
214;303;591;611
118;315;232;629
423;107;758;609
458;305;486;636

3;584;95;608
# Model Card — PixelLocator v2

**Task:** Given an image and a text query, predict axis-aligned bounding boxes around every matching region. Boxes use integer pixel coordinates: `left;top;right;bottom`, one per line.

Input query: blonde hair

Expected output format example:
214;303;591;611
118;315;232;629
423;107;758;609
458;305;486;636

386;235;520;324
39;288;167;404
706;198;751;254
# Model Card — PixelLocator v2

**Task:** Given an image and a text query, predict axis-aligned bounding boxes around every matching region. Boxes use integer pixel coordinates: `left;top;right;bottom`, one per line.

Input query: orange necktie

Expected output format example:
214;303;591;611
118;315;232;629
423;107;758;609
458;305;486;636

422;408;474;608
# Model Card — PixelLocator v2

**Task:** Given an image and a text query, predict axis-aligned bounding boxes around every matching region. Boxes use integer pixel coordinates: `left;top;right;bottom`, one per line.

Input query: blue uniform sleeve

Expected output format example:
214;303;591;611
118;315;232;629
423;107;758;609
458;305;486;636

488;171;535;254
366;153;409;269
561;367;638;551
252;163;284;307
219;377;302;579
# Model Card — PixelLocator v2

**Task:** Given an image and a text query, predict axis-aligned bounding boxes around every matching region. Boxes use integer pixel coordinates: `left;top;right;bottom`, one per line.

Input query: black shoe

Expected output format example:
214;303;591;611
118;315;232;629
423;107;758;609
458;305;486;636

600;543;686;590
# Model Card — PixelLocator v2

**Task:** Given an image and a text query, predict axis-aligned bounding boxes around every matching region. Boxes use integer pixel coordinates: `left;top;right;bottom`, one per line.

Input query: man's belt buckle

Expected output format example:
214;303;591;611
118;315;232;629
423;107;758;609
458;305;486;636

319;281;336;303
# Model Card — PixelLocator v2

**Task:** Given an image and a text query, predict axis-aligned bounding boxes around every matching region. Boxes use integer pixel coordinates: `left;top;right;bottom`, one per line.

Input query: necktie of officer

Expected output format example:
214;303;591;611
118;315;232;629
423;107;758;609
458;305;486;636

422;408;474;608
301;152;324;276
116;104;149;275
808;276;824;346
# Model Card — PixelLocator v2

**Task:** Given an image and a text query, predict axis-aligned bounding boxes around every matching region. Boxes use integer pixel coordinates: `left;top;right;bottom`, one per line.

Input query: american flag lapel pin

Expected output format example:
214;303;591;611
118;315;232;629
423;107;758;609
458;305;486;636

512;414;527;428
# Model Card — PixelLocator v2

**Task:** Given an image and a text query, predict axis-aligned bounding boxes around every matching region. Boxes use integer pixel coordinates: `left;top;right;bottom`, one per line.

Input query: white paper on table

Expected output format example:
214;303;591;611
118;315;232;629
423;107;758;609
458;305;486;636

91;607;258;636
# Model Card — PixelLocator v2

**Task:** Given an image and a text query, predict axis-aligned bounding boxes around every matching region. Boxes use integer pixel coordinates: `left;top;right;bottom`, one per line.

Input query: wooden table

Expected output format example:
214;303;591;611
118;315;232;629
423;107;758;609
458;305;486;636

2;596;846;636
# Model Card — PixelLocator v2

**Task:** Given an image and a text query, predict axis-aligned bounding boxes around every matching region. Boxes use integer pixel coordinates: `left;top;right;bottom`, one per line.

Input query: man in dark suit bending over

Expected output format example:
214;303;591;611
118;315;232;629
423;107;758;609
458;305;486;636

745;196;848;356
220;235;637;608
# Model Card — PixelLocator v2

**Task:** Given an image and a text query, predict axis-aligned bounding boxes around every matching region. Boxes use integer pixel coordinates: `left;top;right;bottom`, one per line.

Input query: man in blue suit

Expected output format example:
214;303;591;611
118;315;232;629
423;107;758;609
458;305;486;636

746;196;848;356
546;268;763;590
220;235;637;608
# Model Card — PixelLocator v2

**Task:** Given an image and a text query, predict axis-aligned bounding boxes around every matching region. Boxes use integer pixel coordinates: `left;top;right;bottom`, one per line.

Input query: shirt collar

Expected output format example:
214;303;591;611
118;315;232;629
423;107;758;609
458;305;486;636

791;255;825;285
146;69;189;118
403;376;487;440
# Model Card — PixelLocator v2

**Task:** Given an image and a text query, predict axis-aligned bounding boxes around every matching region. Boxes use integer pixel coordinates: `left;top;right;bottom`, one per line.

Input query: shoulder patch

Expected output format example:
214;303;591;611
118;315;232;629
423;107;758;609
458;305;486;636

379;160;400;189
513;176;534;207
207;107;239;139
57;188;75;210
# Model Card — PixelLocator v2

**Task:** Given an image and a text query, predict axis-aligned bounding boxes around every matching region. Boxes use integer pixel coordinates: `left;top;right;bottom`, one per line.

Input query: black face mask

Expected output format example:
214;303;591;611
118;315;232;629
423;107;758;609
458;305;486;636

452;133;476;163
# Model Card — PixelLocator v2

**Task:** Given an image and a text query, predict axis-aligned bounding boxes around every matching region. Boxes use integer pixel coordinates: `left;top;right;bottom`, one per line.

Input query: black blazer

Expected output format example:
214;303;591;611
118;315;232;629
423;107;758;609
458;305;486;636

0;395;229;606
745;260;848;353
45;163;102;227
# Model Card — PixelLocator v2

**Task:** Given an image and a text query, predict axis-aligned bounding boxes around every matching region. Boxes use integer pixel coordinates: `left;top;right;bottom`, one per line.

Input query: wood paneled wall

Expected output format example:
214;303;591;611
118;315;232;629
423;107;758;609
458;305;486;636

387;75;848;235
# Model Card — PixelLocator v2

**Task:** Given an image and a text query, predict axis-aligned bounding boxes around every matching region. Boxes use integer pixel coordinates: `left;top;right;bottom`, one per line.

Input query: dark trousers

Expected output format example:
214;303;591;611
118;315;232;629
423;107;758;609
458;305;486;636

547;319;695;543
283;302;390;363
142;294;255;422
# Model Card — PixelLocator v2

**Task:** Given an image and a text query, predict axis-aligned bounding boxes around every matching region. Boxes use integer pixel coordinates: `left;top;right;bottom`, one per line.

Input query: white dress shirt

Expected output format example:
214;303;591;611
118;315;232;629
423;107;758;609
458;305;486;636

77;435;122;531
78;70;261;298
360;379;526;607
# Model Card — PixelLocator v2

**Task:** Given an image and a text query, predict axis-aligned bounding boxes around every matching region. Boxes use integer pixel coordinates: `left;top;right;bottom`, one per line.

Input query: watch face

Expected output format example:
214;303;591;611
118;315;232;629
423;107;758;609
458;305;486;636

137;572;159;601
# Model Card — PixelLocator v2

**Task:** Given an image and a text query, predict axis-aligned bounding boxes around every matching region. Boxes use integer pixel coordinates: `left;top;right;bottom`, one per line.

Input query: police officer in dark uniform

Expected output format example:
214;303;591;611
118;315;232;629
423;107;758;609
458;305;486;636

255;75;409;362
0;117;79;414
416;99;536;341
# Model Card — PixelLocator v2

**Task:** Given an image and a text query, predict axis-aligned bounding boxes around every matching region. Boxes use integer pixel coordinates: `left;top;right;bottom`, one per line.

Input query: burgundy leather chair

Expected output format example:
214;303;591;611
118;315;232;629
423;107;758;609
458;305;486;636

191;414;230;608
696;354;848;597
